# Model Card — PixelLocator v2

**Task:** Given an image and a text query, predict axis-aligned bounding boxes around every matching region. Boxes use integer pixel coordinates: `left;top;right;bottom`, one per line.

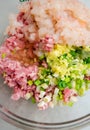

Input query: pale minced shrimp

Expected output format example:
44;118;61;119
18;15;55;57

6;0;90;46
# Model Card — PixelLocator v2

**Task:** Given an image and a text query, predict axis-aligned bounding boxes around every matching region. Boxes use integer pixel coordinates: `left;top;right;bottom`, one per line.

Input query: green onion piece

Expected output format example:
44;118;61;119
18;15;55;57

31;97;36;103
58;91;63;100
42;68;51;76
65;77;71;83
27;80;33;86
85;80;90;90
1;53;6;59
44;79;49;85
70;50;76;57
75;79;83;90
83;57;90;64
58;80;67;89
82;69;86;75
56;95;60;101
67;82;72;89
75;47;82;54
68;101;74;107
39;55;45;60
62;53;67;59
40;87;45;91
78;88;85;96
34;79;41;86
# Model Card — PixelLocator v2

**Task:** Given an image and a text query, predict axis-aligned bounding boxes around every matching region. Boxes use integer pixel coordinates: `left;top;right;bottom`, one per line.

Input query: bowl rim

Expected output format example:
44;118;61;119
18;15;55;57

0;104;90;129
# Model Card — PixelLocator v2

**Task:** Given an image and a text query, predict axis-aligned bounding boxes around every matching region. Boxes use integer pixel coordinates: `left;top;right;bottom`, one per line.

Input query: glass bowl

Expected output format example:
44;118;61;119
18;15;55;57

0;0;90;130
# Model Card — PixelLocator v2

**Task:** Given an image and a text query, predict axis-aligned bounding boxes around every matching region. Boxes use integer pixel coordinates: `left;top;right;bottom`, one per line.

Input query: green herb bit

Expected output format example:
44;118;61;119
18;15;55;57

57;79;67;89
40;87;45;91
83;57;90;64
39;55;45;60
68;101;74;107
31;97;36;104
85;84;89;90
1;53;6;59
56;95;60;101
71;70;79;75
62;53;67;59
27;80;33;86
44;79;49;85
67;82;72;89
70;50;76;58
85;80;90;90
42;68;51;76
75;79;83;90
65;77;71;83
82;69;86;75
58;91;63;100
75;47;82;54
78;88;85;96
64;77;72;88
34;79;41;86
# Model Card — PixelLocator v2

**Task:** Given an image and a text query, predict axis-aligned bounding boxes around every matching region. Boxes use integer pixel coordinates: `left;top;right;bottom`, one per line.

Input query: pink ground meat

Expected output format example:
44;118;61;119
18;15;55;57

0;41;38;101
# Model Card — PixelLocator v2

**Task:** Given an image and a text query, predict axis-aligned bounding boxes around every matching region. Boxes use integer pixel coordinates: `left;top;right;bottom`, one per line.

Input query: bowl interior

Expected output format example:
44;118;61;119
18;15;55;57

0;0;90;128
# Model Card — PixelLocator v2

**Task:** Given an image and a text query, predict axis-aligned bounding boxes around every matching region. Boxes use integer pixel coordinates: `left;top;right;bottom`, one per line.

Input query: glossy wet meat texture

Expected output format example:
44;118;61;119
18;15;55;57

9;41;38;66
